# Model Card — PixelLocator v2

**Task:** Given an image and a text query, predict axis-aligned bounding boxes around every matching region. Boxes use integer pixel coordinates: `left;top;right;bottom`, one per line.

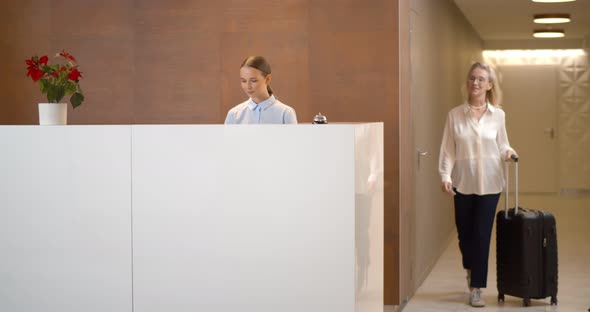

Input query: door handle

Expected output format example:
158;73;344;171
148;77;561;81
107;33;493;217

417;150;428;169
544;127;555;139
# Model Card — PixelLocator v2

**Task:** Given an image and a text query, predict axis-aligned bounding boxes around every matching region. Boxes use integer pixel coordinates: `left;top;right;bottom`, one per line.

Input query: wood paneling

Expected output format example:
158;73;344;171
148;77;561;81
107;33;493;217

0;0;401;304
64;36;134;124
308;1;399;303
308;31;393;120
134;31;221;124
222;0;308;33
134;1;223;123
1;1;51;125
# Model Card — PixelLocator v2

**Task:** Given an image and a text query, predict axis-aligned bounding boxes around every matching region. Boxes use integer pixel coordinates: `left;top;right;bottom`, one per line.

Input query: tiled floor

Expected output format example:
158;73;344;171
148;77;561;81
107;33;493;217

402;194;590;311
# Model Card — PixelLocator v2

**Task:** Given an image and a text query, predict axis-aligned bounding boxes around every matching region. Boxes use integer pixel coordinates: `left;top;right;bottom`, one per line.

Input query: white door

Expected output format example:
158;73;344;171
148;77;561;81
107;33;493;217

497;65;558;193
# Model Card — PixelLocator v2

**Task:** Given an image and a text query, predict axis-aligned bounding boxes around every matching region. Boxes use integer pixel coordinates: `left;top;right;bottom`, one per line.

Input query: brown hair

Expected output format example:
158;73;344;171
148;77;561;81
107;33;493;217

241;56;273;95
466;62;502;106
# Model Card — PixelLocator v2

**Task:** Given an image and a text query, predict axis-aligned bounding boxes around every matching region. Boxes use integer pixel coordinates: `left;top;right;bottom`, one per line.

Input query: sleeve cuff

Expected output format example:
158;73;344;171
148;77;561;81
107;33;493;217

441;174;452;183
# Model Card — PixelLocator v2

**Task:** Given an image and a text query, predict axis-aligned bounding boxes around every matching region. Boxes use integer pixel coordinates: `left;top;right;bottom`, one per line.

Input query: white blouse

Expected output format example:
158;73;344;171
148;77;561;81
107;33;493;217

439;103;515;195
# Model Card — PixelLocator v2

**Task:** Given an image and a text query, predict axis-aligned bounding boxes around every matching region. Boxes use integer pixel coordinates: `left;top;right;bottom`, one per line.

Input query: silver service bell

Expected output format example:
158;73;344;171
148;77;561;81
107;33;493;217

312;112;328;124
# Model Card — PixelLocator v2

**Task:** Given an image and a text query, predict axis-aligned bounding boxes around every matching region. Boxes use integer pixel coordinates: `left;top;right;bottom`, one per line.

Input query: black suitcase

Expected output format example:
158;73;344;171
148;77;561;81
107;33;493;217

496;157;558;306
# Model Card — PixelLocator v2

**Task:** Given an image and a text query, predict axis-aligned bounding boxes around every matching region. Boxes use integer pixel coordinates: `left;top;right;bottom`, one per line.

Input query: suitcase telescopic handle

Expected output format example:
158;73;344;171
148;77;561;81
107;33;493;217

504;155;519;218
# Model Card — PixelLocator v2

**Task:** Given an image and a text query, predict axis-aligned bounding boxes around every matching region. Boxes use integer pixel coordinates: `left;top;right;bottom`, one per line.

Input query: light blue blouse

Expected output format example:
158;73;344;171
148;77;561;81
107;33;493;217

224;95;297;124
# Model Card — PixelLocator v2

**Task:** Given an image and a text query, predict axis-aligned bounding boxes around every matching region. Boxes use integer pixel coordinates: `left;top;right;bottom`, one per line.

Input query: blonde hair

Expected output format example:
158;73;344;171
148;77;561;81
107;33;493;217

466;62;502;106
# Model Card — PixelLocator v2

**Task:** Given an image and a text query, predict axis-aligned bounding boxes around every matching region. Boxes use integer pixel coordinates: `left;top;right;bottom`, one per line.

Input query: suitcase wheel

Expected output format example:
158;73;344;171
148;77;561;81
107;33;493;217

523;298;531;307
551;296;557;305
498;293;505;302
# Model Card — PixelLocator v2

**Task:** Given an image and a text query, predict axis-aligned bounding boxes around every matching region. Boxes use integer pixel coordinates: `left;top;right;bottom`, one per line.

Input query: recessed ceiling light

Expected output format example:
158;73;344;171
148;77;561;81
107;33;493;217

533;29;565;38
534;13;571;24
531;0;576;3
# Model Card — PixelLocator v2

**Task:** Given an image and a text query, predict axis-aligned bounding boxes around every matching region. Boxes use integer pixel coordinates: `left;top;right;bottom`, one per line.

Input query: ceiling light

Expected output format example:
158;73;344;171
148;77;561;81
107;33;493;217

531;0;576;3
534;14;571;24
533;29;565;38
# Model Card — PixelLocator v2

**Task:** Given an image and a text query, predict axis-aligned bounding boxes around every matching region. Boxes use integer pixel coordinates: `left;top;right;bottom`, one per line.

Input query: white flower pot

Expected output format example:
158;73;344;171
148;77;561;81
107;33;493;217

38;103;67;125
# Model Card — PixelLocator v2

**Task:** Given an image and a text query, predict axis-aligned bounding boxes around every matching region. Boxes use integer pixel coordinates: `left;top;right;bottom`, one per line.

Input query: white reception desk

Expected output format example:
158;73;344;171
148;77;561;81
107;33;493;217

0;124;383;312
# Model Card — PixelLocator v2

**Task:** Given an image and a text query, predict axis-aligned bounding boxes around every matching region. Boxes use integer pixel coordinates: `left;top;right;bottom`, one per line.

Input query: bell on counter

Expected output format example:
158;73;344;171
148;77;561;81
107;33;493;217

312;112;328;124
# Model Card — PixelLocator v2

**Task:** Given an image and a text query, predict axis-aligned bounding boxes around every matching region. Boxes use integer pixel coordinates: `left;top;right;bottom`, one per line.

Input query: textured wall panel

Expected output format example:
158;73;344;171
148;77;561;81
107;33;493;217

486;51;590;191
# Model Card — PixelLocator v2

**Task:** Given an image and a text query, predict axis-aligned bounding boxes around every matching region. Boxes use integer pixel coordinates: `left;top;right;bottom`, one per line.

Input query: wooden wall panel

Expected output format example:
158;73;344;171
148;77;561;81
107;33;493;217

1;1;51;125
48;0;134;124
50;1;133;37
308;31;392;120
222;0;309;33
50;1;134;124
310;0;395;32
309;0;399;304
134;1;223;123
59;36;135;124
133;31;221;124
0;0;401;305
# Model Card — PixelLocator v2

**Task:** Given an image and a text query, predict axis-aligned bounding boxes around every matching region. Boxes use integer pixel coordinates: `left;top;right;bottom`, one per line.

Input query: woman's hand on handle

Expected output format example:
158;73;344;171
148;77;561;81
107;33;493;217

505;149;518;161
441;181;454;195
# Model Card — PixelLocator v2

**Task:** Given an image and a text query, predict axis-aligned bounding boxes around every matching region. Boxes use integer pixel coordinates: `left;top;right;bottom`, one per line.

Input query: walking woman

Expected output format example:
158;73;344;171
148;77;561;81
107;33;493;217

439;62;517;307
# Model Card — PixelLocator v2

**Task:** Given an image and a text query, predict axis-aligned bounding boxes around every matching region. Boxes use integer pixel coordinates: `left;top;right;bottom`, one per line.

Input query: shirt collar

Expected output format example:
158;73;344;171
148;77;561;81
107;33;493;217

462;102;496;115
247;95;276;111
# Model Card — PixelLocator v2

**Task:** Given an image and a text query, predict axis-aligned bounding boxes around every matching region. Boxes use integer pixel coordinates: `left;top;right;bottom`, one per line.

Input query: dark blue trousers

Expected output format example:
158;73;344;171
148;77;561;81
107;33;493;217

453;189;500;288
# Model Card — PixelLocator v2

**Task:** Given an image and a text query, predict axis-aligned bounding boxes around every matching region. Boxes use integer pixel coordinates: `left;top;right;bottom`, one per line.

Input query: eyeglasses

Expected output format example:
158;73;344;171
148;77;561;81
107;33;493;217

468;76;489;84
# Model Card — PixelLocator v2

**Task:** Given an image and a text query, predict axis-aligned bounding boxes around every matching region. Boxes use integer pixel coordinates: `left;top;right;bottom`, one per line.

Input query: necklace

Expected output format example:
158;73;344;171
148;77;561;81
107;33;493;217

468;104;487;110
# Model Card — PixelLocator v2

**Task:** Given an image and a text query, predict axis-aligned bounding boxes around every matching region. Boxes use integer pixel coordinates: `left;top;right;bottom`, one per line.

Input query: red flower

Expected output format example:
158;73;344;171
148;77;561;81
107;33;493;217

39;55;48;65
27;67;44;81
68;68;82;81
58;50;76;62
25;56;46;82
25;55;48;67
25;57;35;68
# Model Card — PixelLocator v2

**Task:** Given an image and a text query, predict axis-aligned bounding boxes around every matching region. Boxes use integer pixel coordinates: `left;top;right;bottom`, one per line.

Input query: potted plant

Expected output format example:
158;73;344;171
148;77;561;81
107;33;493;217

25;50;84;125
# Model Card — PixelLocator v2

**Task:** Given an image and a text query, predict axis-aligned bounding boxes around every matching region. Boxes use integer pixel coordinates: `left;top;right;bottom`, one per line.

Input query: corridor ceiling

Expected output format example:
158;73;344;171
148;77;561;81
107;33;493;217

453;0;590;49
